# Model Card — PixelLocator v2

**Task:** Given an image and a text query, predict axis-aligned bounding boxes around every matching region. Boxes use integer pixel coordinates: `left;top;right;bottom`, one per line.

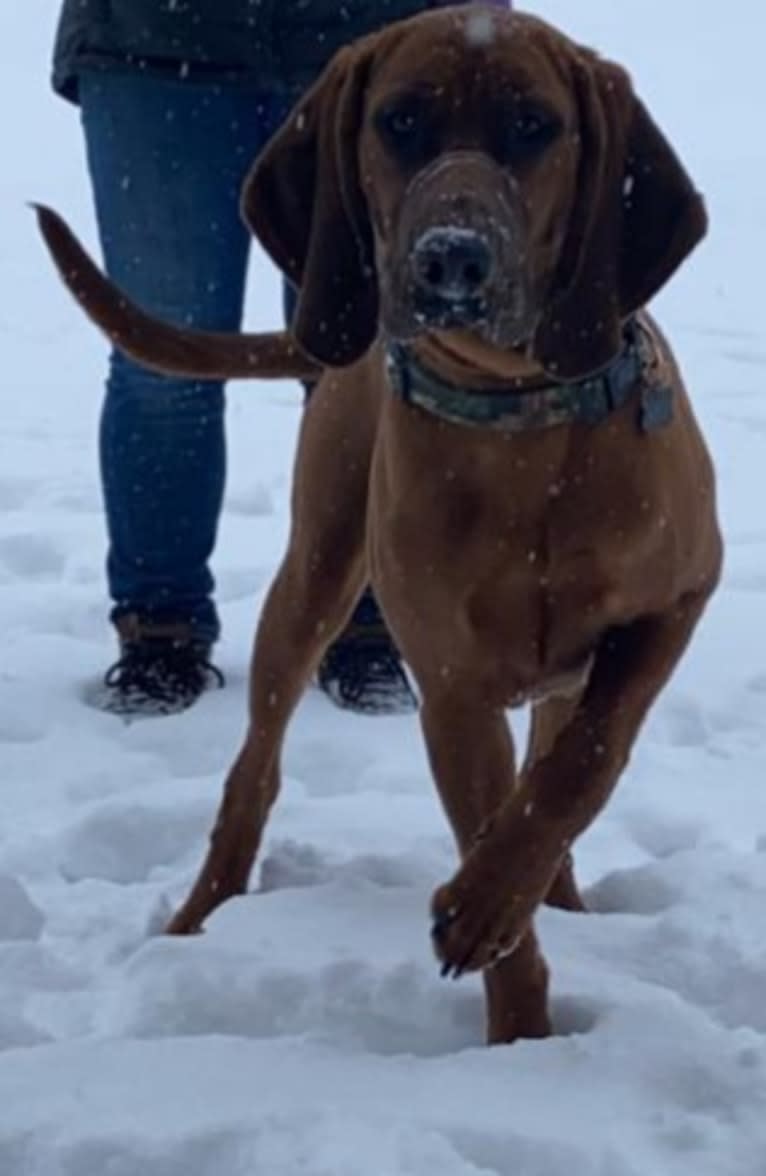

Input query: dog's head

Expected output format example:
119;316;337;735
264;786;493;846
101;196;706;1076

243;8;706;379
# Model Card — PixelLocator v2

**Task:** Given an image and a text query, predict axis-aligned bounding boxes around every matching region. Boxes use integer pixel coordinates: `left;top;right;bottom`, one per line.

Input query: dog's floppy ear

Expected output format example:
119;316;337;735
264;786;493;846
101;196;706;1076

241;44;377;367
534;53;707;379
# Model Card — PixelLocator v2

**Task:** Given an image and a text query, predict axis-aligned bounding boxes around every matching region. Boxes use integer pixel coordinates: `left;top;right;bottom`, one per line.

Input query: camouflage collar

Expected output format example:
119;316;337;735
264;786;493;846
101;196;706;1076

386;320;672;434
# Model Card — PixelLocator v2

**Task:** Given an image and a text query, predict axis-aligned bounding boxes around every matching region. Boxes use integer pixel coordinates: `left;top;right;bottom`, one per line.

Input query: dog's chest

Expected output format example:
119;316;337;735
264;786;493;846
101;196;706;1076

371;416;672;694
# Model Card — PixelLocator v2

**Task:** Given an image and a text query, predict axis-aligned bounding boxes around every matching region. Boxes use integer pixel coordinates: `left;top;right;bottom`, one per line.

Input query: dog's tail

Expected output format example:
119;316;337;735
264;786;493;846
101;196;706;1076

32;204;322;382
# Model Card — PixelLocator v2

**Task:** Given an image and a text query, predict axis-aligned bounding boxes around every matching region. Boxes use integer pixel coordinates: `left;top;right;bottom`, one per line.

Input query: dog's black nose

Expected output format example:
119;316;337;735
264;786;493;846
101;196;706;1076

413;227;493;302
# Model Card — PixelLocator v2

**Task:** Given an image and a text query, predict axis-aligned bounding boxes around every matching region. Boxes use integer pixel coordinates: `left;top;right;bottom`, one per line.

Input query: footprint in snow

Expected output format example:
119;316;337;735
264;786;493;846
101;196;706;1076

57;801;208;885
0;532;66;581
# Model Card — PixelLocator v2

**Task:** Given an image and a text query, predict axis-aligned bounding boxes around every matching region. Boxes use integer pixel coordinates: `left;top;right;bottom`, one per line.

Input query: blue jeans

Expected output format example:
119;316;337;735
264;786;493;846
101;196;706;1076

80;72;294;643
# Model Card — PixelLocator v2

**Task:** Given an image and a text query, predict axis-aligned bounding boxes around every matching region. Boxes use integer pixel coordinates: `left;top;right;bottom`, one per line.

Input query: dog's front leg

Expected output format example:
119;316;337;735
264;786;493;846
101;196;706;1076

167;372;373;935
430;591;711;979
524;694;587;913
420;697;550;1043
167;553;365;934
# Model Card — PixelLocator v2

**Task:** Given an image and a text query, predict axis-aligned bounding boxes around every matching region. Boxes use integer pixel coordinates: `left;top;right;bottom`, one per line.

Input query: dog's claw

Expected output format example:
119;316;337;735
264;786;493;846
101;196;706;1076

431;905;460;941
433;892;508;979
433;906;468;979
436;926;485;982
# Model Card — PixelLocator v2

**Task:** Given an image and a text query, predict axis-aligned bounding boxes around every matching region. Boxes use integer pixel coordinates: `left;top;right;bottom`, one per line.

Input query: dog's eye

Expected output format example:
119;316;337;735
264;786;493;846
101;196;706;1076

385;107;420;138
375;99;434;162
502;109;560;161
513;112;547;139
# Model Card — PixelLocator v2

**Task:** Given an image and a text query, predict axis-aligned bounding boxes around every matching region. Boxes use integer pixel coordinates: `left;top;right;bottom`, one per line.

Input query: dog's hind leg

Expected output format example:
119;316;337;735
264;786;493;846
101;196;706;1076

167;365;378;934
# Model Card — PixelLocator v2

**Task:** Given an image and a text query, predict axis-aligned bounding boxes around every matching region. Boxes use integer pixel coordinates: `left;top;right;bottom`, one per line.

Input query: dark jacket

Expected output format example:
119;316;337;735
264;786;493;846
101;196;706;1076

52;0;461;102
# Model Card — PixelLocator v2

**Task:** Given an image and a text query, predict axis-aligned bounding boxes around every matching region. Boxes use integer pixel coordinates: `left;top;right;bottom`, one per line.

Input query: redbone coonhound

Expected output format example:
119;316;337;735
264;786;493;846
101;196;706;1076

36;7;721;1045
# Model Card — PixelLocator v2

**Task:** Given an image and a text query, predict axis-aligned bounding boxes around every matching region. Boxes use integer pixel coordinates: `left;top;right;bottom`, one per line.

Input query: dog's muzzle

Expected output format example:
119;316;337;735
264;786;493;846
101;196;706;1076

381;151;529;342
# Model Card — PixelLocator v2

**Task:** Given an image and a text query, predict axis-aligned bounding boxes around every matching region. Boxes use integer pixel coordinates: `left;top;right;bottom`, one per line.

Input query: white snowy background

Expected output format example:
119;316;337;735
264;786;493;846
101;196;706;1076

1;2;765;1173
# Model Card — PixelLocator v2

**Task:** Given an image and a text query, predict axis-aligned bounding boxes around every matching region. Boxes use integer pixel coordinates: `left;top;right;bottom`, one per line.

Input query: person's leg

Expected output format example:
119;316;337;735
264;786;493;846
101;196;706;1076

79;73;286;711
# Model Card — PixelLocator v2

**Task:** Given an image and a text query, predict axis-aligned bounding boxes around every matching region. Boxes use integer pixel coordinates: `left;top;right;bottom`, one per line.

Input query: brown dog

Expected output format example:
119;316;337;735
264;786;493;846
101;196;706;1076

36;7;721;1045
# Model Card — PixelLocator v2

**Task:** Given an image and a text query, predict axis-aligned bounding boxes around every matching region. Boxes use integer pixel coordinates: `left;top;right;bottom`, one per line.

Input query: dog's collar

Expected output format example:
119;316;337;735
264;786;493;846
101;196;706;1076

385;320;672;433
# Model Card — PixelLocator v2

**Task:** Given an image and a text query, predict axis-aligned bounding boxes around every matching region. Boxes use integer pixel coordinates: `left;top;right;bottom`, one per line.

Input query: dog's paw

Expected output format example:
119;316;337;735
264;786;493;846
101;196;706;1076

430;874;530;980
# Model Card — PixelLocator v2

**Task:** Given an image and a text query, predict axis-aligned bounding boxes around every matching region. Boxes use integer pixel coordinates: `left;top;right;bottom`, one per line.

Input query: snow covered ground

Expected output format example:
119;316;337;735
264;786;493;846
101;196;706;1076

1;2;765;1173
